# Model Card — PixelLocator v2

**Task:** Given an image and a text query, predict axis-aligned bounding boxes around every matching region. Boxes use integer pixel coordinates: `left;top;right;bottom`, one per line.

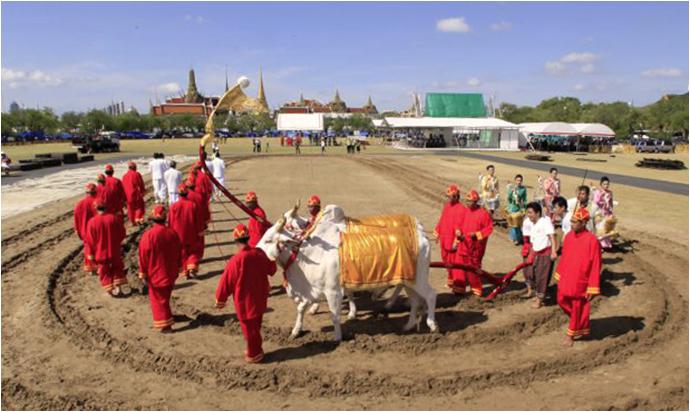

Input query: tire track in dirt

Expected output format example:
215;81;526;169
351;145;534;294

38;156;686;403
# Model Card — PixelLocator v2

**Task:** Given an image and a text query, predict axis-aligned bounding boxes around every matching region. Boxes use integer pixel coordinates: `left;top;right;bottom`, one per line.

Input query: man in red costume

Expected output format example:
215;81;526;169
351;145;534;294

453;189;494;297
138;205;182;333
194;160;213;203
85;200;128;296
245;191;270;247
215;224;277;363
74;183;98;275
122;161;146;225
305;195;321;229
554;207;601;347
185;177;209;263
169;184;203;278
434;184;466;290
104;164;127;219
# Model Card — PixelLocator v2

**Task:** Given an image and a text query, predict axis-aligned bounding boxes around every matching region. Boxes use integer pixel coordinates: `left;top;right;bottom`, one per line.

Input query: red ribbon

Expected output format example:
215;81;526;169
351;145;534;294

198;146;271;226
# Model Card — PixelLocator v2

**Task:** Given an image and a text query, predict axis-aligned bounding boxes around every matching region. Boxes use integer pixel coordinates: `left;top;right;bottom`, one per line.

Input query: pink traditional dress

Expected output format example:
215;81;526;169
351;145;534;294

542;177;560;217
592;188;616;249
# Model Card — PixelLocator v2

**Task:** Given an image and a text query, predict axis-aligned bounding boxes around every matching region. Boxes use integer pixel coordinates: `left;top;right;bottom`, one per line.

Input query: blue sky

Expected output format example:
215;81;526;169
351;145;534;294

2;2;688;113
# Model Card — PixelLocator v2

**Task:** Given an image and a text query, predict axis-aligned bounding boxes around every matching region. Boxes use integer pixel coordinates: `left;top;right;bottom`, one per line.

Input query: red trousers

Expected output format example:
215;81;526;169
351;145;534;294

557;292;591;337
83;244;96;273
97;258;127;292
148;284;174;329
240;316;264;363
181;241;201;273
127;198;145;225
452;254;484;296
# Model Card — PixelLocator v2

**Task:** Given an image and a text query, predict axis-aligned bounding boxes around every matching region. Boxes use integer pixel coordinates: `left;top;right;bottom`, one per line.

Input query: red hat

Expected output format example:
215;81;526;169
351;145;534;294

572;207;590;222
233;224;249;240
465;189;480;202
96;173;106;183
178;183;188;195
127;161;137;170
104;164;114;172
149;204;166;220
245;191;257;202
307;195;321;207
85;183;97;193
446;184;460;196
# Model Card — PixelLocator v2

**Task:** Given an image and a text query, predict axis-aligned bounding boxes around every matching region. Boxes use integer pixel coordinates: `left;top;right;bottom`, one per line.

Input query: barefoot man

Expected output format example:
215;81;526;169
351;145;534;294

554;207;601;347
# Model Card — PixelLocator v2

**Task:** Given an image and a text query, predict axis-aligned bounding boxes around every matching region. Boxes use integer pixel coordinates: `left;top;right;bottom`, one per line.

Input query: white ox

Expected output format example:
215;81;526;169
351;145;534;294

256;205;438;342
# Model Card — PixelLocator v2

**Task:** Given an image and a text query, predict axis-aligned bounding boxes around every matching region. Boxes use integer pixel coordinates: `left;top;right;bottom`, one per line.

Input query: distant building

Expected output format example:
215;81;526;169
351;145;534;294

9;101;20;113
279;90;378;116
151;68;269;117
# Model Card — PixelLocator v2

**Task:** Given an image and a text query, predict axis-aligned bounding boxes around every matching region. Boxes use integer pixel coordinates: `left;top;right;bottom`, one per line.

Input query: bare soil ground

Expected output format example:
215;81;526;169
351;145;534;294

2;154;688;410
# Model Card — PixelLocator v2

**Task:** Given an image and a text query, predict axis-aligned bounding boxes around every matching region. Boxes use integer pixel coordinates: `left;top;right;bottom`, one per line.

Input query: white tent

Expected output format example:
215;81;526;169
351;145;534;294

276;113;325;131
382;117;520;150
572;123;616;137
518;122;579;136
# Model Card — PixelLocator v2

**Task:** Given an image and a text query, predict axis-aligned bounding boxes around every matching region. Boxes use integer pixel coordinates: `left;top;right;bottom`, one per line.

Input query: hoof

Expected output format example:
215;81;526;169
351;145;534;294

402;323;415;332
347;313;356;321
289;331;300;340
307;303;319;315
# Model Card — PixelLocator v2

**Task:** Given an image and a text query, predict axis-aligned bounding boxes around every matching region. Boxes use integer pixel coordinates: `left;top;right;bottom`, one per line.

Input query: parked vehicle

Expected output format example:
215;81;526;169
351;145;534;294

635;139;674;153
72;132;120;153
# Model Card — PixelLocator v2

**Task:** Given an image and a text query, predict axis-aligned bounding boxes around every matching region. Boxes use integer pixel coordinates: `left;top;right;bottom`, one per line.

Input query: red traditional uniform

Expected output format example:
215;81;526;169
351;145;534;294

85;205;128;292
74;184;98;273
194;163;213;203
169;185;203;276
96;174;117;214
104;165;126;217
122;162;146;225
454;190;494;296
139;205;182;331
186;179;209;262
246;192;270;247
554;208;601;338
215;224;277;363
305;195;321;230
434;185;466;289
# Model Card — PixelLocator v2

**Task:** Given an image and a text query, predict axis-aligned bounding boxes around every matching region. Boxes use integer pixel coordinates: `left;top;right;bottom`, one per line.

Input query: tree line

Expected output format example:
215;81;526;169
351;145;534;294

1;108;277;136
498;93;689;139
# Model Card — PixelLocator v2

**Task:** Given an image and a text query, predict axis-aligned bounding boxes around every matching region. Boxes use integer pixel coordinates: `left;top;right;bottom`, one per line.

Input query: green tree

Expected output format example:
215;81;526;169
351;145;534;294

60;111;83;132
82;109;115;134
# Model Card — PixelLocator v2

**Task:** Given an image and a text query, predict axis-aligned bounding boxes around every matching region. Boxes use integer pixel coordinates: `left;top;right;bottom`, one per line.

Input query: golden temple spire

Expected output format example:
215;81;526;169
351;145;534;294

257;68;268;111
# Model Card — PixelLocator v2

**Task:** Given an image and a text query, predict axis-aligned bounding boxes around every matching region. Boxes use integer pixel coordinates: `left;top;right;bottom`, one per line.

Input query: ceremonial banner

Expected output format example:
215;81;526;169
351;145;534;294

339;215;418;289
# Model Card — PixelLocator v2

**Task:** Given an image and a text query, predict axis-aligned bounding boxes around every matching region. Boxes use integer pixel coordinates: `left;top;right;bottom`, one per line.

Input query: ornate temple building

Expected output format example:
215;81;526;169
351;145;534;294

279;90;378;116
151;68;269;117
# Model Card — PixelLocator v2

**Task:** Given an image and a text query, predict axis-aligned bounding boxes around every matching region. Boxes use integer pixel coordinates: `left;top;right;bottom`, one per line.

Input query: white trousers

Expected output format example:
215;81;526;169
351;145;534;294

213;177;224;198
168;192;179;206
153;179;167;202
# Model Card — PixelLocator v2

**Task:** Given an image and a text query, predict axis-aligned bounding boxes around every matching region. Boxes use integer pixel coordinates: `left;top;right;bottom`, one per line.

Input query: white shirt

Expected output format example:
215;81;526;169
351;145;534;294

164;168;182;193
523;216;554;252
149;158;169;180
205;160;214;176
211;157;225;180
564;197;594;233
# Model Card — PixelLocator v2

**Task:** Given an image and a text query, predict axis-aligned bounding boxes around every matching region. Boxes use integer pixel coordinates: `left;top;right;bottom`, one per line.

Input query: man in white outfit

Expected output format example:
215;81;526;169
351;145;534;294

148;153;170;203
211;150;226;201
164;160;182;205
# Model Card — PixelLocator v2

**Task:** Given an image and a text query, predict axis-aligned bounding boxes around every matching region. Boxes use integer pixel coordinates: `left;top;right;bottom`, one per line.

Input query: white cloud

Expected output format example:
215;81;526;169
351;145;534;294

573;84;585;91
545;61;567;75
561;52;599;64
467;77;481;87
436;17;471;33
156;82;182;94
184;14;204;24
1;67;63;88
545;52;600;76
490;22;512;31
580;63;595;74
642;68;683;78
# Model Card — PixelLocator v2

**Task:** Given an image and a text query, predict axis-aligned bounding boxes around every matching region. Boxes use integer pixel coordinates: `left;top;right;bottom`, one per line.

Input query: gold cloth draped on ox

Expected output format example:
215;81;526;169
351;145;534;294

339;215;419;289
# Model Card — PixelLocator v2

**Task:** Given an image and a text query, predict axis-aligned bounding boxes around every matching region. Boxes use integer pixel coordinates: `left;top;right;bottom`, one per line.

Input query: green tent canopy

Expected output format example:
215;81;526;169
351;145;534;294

424;93;487;118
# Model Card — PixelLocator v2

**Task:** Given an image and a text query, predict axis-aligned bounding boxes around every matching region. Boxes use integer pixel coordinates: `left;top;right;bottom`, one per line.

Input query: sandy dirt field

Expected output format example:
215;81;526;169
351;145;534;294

1;152;688;410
